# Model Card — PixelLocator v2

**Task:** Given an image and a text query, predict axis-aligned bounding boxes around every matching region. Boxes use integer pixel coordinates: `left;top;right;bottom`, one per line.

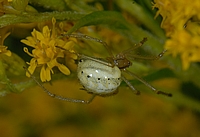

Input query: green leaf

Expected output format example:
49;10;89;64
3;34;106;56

1;53;25;76
66;11;165;54
0;60;18;94
144;68;176;81
0;11;86;28
121;68;176;86
29;0;68;11
66;11;130;34
64;0;98;12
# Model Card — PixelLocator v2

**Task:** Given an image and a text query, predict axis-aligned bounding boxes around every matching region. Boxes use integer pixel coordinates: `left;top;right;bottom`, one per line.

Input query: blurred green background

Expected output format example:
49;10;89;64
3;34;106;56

1;79;200;137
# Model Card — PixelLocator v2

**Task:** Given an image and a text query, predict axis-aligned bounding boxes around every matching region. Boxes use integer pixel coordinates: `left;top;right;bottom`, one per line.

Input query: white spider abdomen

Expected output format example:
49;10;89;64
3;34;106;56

77;59;122;95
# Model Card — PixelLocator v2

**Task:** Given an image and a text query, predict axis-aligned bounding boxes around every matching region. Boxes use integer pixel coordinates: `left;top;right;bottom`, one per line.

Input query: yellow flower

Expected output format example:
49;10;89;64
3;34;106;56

153;0;200;70
0;45;11;56
165;29;200;70
153;0;200;36
21;18;77;82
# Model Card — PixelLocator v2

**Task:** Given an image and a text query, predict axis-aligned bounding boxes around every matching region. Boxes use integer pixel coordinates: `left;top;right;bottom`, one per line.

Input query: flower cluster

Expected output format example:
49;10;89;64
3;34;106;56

21;18;77;82
153;0;200;70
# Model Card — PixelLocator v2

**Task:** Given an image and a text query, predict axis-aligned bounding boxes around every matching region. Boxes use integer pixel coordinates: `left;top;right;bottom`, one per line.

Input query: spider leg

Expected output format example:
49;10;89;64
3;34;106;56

55;45;113;67
23;67;96;104
122;37;148;54
125;50;167;60
77;54;113;67
123;69;172;97
121;75;140;95
62;33;115;58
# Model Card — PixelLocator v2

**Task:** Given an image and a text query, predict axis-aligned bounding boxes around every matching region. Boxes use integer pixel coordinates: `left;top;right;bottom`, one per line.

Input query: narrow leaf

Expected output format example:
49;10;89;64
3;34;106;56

0;11;86;28
66;11;130;34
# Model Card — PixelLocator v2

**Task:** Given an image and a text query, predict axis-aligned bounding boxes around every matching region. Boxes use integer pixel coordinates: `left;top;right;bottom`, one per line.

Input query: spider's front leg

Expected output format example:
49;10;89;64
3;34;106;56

23;67;96;104
123;69;172;97
121;75;140;95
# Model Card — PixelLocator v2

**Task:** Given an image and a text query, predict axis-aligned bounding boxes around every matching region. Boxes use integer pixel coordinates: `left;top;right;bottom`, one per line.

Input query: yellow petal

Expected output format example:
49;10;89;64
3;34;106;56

46;58;57;69
40;66;46;82
45;67;52;81
0;45;11;56
40;66;51;82
4;50;11;56
26;37;37;46
35;29;44;41
42;26;51;38
37;58;47;65
68;52;78;60
62;41;75;50
58;63;70;75
26;58;37;77
21;39;34;47
31;29;37;38
181;53;190;70
46;47;55;59
49;39;56;48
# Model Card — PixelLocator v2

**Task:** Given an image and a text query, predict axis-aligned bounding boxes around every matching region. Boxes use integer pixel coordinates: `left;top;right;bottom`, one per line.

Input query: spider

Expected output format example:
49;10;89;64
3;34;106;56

25;34;172;104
